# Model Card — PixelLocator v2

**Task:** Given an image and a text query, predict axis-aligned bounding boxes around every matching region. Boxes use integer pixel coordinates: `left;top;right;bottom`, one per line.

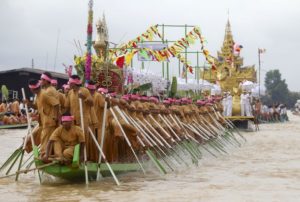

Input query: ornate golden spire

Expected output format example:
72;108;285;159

221;19;234;58
94;13;109;59
224;19;232;41
200;18;257;109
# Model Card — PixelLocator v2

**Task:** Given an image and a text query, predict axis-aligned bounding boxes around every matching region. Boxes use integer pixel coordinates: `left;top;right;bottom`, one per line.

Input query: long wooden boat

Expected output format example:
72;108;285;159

41;162;141;181
0;123;29;129
0;122;38;129
35;145;141;181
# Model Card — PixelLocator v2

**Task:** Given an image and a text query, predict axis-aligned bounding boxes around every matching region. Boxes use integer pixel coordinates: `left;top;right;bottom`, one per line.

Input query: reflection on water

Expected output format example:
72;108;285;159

0;113;300;202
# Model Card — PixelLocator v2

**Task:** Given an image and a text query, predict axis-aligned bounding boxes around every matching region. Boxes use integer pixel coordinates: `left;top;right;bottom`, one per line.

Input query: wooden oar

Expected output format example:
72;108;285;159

169;115;218;158
79;98;89;185
200;118;231;148
116;108;170;174
0;162;57;180
109;108;146;174
173;115;217;152
88;127;120;185
162;115;201;157
159;115;199;163
141;117;185;166
127;115;177;170
0;145;22;172
96;101;107;181
15;88;38;182
213;108;247;142
148;115;190;166
181;121;226;155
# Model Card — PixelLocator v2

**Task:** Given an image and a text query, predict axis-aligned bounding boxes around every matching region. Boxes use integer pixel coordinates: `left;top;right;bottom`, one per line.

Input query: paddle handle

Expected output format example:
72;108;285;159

79;98;89;185
21;88;35;149
88;127;120;186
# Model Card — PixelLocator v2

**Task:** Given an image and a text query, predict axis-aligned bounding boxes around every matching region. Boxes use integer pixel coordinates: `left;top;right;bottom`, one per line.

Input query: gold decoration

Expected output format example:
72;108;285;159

200;20;257;115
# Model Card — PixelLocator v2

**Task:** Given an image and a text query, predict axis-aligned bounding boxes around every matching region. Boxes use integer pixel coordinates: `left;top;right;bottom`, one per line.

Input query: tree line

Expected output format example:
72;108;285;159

261;69;300;108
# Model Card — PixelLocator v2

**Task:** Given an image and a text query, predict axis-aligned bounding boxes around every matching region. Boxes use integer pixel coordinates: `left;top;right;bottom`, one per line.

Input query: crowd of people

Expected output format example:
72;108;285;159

292;100;300;115
221;90;288;123
0;99;30;125
253;100;288;123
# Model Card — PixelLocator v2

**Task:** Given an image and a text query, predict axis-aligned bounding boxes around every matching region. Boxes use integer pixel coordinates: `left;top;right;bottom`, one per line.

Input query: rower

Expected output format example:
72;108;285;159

52;78;67;114
39;72;60;157
43;112;85;164
64;75;96;160
62;84;70;96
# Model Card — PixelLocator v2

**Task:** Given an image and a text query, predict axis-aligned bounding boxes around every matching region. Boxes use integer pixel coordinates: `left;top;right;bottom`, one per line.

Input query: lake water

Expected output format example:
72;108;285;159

0;113;299;202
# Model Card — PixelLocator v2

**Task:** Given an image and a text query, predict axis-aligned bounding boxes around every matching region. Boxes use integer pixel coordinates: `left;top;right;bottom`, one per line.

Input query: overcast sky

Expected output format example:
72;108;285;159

1;0;300;91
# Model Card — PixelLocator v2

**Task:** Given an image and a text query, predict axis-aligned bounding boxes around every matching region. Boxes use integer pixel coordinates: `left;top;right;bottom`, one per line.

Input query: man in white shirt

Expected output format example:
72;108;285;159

245;92;252;116
222;92;228;116
240;91;247;116
226;92;233;116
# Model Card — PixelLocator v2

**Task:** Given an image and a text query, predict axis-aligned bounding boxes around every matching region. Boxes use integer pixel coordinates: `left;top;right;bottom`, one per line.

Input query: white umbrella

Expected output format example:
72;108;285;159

241;80;254;91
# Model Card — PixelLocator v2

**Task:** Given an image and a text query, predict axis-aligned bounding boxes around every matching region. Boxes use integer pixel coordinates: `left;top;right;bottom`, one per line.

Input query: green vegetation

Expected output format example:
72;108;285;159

262;69;300;108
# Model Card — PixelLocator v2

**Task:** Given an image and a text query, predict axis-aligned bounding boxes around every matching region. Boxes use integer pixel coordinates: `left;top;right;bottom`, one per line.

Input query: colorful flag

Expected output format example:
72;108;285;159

188;66;193;74
116;55;125;68
181;64;186;78
233;43;243;54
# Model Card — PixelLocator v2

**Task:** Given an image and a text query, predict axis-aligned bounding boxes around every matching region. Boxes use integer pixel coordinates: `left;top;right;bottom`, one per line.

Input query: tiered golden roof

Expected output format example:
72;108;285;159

200;20;256;93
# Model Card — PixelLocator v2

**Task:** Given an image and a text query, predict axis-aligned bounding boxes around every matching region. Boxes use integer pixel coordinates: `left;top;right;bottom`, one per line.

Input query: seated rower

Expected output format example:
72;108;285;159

42;112;85;164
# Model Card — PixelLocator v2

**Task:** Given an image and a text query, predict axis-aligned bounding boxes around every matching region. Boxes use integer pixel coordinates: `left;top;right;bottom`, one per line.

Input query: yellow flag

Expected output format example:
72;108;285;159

125;52;135;65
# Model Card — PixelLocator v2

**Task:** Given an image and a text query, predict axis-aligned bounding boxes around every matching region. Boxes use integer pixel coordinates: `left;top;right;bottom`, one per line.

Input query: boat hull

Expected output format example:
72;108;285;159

0;123;29;129
42;162;141;181
0;122;37;129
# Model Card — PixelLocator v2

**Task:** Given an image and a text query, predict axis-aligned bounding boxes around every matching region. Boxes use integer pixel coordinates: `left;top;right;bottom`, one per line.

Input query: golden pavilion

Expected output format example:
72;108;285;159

200;20;257;93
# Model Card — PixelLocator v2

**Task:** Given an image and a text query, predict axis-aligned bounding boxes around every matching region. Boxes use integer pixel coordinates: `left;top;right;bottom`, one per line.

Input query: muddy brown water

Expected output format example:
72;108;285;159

0;113;299;202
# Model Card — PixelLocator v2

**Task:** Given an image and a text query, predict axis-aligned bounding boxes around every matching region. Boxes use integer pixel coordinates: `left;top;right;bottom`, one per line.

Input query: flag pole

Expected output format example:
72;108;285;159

258;48;261;97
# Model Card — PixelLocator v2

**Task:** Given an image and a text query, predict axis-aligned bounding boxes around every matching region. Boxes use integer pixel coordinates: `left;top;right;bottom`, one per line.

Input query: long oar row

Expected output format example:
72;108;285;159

0;102;246;186
109;105;246;178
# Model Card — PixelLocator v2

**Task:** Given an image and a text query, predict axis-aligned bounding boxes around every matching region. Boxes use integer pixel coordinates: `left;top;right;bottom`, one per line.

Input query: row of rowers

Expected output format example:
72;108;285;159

26;72;225;164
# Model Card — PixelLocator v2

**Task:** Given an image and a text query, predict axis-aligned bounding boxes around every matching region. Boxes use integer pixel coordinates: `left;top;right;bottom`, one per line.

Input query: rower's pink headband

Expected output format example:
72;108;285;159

98;88;108;94
41;74;52;82
68;77;82;85
63;84;70;90
28;82;41;89
51;79;57;85
109;92;117;97
61;115;74;122
85;83;96;90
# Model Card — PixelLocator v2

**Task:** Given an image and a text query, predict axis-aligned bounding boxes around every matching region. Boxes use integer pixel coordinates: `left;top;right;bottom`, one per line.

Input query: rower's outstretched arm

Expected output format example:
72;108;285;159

43;140;54;162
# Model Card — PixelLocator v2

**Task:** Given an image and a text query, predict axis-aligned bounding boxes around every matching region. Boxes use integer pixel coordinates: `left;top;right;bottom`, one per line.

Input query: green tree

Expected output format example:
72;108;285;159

264;69;289;105
169;76;177;98
287;91;300;108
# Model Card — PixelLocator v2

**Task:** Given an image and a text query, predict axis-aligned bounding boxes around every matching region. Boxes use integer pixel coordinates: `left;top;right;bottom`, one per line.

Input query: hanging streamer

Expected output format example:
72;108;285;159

112;26;216;73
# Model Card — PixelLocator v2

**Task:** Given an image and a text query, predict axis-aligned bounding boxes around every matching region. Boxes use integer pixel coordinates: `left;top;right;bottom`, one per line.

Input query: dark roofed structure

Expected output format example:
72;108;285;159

0;67;68;100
